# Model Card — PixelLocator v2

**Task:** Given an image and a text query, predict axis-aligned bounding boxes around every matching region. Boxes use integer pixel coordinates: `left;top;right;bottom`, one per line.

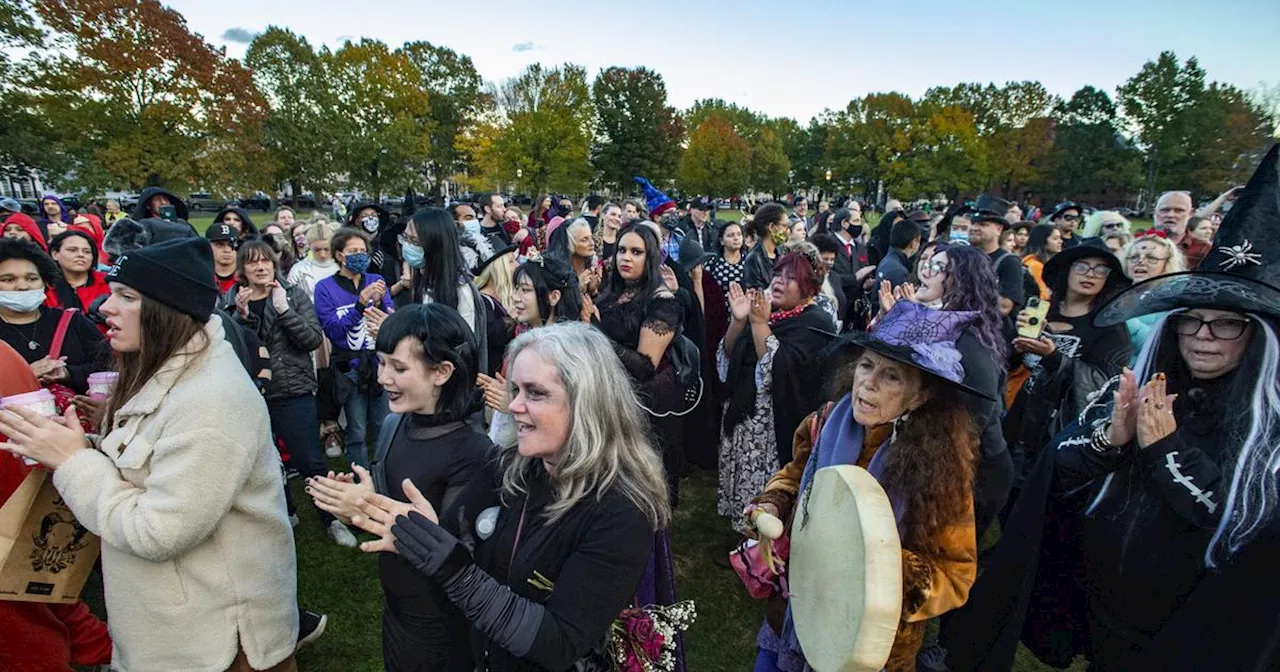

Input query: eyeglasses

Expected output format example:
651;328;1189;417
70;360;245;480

1172;314;1250;340
1070;261;1112;278
1101;221;1126;230
1059;214;1080;222
920;260;948;278
1126;253;1168;265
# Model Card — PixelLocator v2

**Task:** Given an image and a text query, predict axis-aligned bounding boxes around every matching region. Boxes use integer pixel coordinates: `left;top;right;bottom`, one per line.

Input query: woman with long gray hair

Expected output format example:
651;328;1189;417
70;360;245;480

350;322;673;671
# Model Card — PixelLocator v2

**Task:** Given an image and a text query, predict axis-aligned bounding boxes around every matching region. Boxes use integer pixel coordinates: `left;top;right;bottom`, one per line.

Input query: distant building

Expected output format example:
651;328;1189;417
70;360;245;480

0;169;45;198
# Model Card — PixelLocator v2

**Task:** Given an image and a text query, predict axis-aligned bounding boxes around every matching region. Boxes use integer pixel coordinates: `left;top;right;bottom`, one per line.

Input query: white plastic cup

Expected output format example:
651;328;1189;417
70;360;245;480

1;389;57;465
87;372;119;401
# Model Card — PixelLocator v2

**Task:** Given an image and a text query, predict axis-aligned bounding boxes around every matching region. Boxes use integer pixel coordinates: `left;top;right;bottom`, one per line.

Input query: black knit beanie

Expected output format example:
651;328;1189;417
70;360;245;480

106;237;218;322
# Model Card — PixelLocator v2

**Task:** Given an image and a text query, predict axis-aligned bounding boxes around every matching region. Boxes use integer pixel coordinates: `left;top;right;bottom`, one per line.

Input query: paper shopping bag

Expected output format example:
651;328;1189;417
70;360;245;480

0;468;100;603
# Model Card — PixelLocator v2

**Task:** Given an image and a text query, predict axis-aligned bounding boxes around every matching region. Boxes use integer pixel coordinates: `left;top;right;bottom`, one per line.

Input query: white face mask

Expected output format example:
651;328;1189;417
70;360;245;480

0;288;47;313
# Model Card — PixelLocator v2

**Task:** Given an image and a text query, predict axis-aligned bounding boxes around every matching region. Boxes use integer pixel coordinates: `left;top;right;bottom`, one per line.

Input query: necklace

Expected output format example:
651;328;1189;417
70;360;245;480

1;316;40;351
769;298;816;325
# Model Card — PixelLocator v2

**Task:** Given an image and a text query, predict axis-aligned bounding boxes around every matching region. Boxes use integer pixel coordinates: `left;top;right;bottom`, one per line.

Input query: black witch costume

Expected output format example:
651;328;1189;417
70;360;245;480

944;144;1280;672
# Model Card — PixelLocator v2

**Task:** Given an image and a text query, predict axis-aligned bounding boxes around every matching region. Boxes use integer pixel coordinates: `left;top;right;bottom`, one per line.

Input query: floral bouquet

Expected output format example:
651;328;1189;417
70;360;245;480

607;601;697;672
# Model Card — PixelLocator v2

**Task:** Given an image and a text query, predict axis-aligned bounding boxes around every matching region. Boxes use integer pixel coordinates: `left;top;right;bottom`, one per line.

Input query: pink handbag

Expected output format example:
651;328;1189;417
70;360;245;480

730;534;790;600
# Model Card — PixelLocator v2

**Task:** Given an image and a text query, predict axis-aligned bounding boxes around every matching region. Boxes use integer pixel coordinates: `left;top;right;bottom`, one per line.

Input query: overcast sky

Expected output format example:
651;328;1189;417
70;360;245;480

168;0;1279;123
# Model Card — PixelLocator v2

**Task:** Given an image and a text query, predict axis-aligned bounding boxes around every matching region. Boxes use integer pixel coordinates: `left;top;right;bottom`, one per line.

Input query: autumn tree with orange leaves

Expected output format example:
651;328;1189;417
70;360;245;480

21;0;270;194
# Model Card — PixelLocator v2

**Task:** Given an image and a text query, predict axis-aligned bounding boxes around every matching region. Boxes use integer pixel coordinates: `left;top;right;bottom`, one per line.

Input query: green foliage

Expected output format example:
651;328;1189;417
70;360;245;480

245;27;341;202
1119;52;1274;201
324;39;433;200
591;66;683;191
1043;87;1143;202
401;41;489;190
678;113;751;196
749;126;790;195
479;63;594;195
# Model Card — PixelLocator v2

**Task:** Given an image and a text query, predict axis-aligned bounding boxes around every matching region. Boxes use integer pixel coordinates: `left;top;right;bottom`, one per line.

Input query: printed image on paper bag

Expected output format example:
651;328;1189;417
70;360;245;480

0;469;100;603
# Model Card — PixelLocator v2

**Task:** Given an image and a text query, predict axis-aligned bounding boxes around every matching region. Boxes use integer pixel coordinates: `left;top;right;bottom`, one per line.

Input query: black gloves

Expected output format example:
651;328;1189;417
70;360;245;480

391;511;474;583
392;511;547;660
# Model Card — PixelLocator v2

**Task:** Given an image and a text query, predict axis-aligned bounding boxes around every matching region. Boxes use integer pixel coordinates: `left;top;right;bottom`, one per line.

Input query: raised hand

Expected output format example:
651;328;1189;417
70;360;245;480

1106;367;1139;447
1136;373;1178;449
878;279;897;315
728;282;750;322
234;288;251;318
748;289;771;325
270;281;289;313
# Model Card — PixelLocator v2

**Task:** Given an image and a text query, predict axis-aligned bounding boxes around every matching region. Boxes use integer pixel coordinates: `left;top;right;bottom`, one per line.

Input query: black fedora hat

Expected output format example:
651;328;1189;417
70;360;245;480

1095;143;1280;327
969;194;1012;228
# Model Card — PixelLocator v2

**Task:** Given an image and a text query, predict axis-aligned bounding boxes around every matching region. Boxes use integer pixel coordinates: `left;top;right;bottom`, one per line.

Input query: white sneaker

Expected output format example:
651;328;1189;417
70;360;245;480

325;442;342;459
327;520;357;548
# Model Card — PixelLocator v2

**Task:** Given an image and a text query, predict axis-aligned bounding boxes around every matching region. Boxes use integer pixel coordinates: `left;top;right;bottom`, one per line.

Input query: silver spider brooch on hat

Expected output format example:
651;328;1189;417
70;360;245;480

1218;239;1262;270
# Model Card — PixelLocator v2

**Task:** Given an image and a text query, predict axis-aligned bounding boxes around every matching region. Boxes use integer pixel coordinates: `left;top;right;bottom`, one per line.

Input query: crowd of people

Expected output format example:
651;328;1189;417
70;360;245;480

1;145;1277;672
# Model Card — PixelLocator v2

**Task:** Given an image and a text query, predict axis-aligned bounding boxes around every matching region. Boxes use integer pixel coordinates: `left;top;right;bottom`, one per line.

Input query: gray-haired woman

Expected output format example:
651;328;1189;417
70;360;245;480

351;322;672;671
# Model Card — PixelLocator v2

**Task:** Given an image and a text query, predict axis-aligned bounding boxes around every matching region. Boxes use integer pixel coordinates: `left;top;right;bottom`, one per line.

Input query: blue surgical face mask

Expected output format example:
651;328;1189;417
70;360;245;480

462;217;481;236
343;251;370;273
401;241;425;268
949;229;970;245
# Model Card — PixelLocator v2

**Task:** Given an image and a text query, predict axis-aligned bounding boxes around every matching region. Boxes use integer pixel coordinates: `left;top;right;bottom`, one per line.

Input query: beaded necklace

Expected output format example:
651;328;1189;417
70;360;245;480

769;298;815;325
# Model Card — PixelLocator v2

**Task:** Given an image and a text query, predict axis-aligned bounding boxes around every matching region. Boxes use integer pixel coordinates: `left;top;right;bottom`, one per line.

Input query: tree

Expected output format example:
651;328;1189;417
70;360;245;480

401;41;488;192
0;0;49;173
1117;52;1207;200
23;0;270;193
678;113;750;197
915;103;988;199
984;81;1060;198
1043;86;1142;202
749;126;790;195
1182;83;1273;196
245;27;340;205
591;66;683;191
479;63;593;195
325;39;433;200
686;99;762;140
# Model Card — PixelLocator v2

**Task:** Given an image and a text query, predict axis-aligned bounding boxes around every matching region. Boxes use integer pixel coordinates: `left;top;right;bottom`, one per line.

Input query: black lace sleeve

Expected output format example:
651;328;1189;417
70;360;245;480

641;294;683;337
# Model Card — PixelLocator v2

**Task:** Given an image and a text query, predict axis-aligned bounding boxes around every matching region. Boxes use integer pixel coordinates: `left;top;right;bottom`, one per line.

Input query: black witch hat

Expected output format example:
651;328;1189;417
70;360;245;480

1095;143;1280;327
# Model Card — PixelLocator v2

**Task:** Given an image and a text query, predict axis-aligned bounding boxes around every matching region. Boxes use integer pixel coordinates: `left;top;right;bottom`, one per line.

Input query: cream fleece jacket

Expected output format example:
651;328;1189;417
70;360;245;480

53;318;298;672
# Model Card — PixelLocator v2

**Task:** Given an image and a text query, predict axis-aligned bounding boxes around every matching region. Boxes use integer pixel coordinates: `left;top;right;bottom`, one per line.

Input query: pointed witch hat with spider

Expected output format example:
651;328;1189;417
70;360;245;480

1096;143;1280;326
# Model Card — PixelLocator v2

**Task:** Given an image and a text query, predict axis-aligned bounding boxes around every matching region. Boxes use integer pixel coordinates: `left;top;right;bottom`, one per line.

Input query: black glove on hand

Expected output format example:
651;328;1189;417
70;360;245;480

391;511;473;583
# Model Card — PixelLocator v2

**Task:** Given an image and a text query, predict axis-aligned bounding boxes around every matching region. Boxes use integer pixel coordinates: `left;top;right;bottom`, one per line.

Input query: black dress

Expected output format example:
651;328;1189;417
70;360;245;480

0;307;113;393
595;286;684;500
373;413;491;672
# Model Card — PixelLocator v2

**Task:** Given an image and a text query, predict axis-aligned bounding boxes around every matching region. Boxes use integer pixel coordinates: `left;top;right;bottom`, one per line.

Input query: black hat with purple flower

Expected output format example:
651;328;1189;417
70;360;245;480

831;300;996;400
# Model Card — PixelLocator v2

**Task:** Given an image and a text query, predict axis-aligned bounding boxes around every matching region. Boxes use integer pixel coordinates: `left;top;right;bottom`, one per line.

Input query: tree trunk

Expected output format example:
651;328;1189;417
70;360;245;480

290;179;301;208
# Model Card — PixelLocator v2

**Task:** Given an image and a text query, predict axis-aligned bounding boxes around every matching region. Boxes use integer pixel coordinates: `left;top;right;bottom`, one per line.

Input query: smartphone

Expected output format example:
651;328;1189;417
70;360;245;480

1018;296;1050;340
158;204;177;222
